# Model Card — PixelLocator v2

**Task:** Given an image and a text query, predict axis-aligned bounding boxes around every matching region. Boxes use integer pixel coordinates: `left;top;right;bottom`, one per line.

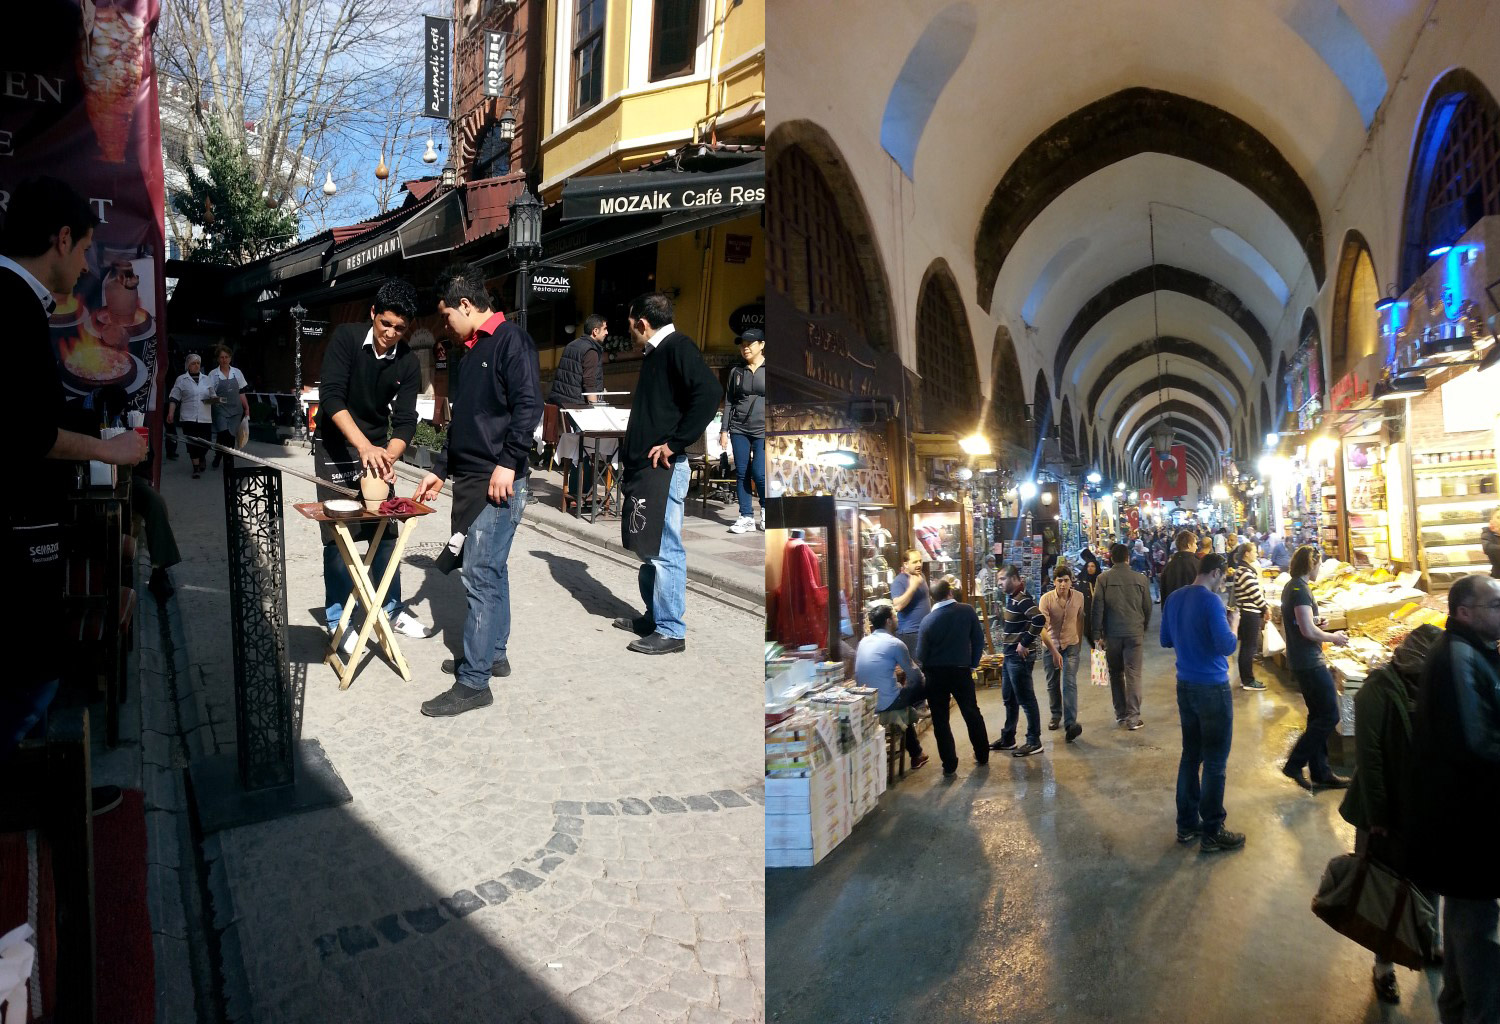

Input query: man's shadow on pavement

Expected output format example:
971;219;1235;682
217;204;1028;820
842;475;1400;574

527;549;639;620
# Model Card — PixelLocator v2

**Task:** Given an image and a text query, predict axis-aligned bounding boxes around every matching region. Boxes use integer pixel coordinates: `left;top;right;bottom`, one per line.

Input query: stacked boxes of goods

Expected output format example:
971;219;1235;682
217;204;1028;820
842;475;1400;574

766;704;848;868
837;688;886;819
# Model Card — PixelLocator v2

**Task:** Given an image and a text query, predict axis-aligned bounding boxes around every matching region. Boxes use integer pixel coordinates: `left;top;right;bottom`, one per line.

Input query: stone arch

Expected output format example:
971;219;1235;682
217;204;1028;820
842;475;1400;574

1259;384;1272;444
974;87;1326;313
1096;375;1233;439
1084;337;1247;414
914;259;980;434
1398;69;1500;291
1060;397;1077;461
1033;368;1053;448
767;120;897;353
987;325;1027;449
1330;229;1381;383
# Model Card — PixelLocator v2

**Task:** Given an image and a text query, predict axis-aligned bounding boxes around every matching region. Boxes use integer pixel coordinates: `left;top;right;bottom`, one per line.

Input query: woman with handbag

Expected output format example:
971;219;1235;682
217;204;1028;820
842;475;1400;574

1338;623;1443;1004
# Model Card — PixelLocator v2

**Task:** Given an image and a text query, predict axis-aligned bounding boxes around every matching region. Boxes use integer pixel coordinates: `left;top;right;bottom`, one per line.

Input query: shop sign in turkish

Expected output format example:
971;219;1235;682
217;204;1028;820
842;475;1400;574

529;266;571;301
423;16;451;119
560;163;765;220
1329;354;1377;412
298;319;328;339
767;289;905;403
482;31;505;98
2;0;168;484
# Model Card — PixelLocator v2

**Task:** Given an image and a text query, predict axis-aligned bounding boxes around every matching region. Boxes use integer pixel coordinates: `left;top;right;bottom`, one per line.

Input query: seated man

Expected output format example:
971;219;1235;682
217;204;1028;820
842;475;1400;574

853;603;929;770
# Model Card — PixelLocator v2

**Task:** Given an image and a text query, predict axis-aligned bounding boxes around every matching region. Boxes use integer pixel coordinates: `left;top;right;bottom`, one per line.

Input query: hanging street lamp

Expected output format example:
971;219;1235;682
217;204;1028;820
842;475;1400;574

507;185;544;332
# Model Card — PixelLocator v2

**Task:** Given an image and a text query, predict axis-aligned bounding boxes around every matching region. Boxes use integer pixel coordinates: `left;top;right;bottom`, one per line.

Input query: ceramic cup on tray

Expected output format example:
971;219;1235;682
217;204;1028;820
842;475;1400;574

360;469;390;511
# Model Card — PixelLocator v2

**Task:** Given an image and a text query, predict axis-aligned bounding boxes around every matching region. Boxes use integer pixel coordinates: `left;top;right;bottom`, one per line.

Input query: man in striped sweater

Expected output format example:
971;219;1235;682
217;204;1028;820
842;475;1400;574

1228;541;1269;690
990;565;1061;758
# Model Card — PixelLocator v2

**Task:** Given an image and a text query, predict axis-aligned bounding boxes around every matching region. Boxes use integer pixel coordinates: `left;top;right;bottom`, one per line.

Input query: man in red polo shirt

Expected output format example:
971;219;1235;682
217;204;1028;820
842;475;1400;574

415;263;543;717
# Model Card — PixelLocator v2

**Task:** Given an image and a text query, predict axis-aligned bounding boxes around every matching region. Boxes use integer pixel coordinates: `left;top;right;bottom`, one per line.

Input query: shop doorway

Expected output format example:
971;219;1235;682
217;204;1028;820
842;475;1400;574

594;243;660;354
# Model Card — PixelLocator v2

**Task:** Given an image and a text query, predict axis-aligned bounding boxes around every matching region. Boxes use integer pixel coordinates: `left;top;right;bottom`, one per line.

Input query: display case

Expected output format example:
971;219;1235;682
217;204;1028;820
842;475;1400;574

1341;437;1390;566
1317;457;1343;562
1411;446;1497;590
837;501;900;648
765;496;842;659
910;497;975;596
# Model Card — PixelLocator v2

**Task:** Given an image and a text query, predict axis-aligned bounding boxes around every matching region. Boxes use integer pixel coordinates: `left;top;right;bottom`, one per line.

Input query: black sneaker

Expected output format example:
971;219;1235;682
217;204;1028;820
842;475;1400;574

420;682;494;717
1048;717;1061;731
612;616;654;636
990;737;1016;751
1176;826;1201;844
1282;763;1313;790
1012;742;1043;758
441;657;511;678
1241;679;1267;691
1311;773;1351;790
1065;723;1083;743
1200;828;1246;853
1373;968;1400;1005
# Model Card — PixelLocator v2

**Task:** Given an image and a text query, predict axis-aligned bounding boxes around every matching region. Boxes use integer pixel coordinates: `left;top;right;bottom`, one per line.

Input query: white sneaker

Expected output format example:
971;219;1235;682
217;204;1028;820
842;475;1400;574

330;627;358;657
391;610;434;638
756;512;765;531
729;515;755;534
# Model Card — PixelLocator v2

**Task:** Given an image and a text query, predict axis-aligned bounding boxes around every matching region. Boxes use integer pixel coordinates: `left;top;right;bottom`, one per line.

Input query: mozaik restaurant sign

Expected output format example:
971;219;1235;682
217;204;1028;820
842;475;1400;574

560;163;765;221
767;290;903;402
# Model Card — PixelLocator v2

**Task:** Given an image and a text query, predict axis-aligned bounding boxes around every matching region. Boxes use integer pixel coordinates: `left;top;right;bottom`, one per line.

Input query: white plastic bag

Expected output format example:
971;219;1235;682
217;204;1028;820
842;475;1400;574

1090;647;1110;687
0;923;37;1024
1264;621;1286;656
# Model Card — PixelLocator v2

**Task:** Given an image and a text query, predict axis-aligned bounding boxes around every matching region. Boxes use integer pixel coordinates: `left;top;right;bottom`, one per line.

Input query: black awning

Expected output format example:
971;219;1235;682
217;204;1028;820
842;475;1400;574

559;158;764;221
269;238;332;281
399;188;467;259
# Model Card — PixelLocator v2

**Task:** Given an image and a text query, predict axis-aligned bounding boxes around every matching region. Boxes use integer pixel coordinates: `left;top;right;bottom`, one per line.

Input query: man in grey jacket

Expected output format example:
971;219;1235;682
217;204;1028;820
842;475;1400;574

1092;542;1154;730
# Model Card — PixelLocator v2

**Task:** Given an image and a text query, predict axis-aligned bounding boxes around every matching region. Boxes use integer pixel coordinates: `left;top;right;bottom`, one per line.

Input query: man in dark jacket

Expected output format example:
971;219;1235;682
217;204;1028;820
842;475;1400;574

612;292;722;655
415;264;543;716
1408;574;1500;1022
547;314;607;506
1482;508;1500;578
1339;623;1442;1004
1159;530;1201;608
315;278;428;650
916;579;989;776
1092;542;1153;729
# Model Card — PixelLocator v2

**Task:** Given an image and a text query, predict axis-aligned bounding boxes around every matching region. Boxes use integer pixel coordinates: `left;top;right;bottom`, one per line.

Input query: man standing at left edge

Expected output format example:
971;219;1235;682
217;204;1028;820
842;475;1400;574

416;263;543;716
2;177;147;756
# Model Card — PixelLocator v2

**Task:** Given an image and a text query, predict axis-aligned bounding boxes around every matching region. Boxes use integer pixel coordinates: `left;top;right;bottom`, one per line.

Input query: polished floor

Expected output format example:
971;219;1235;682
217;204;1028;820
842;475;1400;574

766;636;1446;1024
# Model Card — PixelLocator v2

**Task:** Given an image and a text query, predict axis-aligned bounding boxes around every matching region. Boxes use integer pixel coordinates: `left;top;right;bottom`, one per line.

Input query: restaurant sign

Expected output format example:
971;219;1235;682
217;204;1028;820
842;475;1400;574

482;31;505;98
423;16;451;119
1329;354;1378;413
560;162;765;221
729;302;764;336
333;232;400;277
767;289;904;403
529;266;571;301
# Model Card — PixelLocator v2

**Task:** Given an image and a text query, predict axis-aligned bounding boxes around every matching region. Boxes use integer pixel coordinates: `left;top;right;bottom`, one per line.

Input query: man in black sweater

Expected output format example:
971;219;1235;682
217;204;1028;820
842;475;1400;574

315;278;430;650
415;264;543;716
3;177;147;757
612;292;722;655
916;579;991;775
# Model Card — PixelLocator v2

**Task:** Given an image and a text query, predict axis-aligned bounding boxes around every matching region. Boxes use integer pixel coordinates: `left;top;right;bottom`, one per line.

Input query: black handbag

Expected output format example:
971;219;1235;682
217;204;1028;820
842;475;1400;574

1311;852;1438;970
621;464;673;561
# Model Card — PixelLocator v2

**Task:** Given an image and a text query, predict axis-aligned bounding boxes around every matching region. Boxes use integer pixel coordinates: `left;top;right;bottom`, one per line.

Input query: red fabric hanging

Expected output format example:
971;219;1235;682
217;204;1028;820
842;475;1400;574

776;538;829;649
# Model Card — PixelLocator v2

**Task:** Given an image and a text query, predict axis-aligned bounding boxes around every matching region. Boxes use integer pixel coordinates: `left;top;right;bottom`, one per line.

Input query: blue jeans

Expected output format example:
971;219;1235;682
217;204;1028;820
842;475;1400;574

1176;681;1234;834
729;433;764;517
1000;653;1041;746
1044;643;1081;727
639;458;691;639
457;481;528;690
324;528;402;629
2;678;59;759
1287;664;1340;781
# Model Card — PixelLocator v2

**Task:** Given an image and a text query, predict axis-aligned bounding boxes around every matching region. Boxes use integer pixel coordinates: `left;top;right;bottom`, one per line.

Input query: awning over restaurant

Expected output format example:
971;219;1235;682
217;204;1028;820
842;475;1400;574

559;157;764;222
397;187;468;259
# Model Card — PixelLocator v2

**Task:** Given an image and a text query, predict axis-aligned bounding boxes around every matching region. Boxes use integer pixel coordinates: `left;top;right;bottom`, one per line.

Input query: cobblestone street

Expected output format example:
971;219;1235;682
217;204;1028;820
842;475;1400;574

153;443;765;1023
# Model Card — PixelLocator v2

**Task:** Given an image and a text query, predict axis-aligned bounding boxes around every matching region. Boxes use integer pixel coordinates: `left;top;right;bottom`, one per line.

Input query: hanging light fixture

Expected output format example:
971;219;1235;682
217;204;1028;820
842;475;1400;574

375;152;389;180
322;171;337;196
421;138;439;164
498;109;517;142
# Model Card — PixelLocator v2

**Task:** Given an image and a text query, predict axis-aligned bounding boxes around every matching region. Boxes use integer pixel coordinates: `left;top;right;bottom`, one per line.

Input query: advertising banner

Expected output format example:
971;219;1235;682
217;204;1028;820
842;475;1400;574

483;31;505;98
1149;444;1189;499
1;0;167;483
424;16;451;119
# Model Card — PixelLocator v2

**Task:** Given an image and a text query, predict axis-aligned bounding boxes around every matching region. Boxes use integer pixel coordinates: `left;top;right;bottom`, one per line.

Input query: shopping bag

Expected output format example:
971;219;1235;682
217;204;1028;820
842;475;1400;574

1311;853;1437;970
1264;621;1286;656
621;463;673;561
1090;647;1110;687
236;418;250;448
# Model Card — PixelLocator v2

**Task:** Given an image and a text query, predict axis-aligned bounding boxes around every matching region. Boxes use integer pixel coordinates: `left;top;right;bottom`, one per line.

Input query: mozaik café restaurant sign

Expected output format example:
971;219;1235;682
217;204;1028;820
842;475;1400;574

560;162;765;220
767;290;903;403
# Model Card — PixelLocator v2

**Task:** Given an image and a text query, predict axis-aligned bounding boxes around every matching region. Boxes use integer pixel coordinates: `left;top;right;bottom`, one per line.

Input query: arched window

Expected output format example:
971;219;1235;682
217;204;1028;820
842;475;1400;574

1398;70;1500;290
915;263;979;434
1033;369;1053;449
768;145;876;346
989;326;1027;448
1060;398;1077;461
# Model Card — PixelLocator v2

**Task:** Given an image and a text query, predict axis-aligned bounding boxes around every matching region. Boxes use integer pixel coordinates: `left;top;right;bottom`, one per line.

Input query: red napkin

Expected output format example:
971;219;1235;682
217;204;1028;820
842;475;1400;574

379;497;420;516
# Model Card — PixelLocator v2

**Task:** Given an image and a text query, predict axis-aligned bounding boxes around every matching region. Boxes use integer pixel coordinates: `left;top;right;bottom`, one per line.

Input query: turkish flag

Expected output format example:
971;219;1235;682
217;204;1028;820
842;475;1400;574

1150;445;1189;499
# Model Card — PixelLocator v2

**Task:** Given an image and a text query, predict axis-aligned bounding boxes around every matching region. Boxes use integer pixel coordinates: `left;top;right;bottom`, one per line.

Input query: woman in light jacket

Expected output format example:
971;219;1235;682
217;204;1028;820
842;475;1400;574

718;328;765;535
167;352;214;478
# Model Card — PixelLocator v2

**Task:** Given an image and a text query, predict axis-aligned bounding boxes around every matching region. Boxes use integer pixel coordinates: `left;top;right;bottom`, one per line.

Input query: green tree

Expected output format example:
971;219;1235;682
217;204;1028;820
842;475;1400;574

172;121;299;265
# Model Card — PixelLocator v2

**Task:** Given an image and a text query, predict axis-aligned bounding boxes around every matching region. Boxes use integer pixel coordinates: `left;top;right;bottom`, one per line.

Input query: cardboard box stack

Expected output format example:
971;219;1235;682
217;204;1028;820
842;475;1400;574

765;752;849;868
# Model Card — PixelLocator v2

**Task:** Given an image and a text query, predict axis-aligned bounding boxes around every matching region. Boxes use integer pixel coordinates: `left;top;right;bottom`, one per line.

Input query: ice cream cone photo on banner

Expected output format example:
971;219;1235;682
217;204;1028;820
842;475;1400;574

77;0;147;163
1150;444;1189;499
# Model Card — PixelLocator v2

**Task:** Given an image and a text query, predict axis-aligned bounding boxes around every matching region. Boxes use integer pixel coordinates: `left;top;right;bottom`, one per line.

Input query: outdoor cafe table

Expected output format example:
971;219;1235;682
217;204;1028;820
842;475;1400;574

293;499;436;689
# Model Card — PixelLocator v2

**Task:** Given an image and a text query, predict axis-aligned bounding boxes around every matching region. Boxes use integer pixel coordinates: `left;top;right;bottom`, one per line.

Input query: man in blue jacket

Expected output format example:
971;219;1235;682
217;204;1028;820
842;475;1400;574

1161;553;1245;853
915;579;989;777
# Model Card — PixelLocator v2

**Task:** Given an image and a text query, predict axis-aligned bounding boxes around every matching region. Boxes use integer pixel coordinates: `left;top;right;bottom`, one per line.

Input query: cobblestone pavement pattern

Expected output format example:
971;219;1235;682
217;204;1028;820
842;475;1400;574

160;444;765;1023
